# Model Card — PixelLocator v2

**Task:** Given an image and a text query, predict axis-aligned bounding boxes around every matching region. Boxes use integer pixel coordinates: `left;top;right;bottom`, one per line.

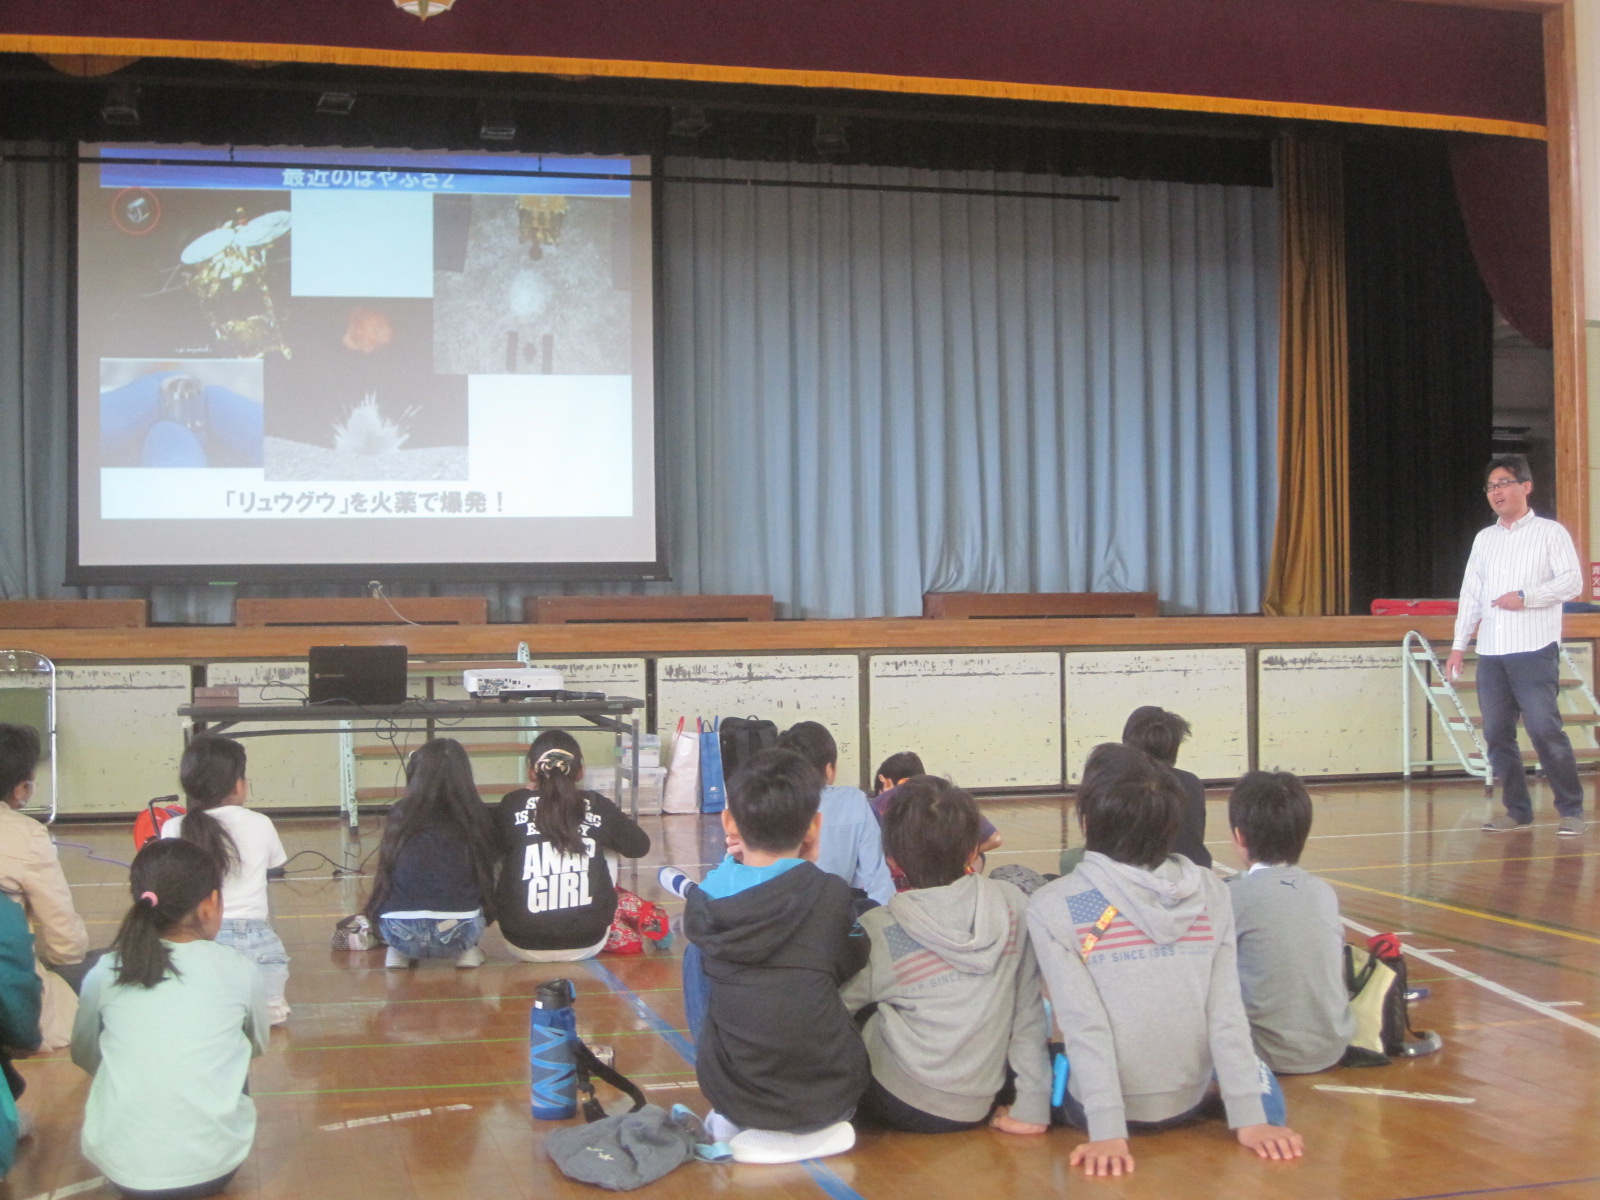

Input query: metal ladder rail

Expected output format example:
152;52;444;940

1401;631;1491;782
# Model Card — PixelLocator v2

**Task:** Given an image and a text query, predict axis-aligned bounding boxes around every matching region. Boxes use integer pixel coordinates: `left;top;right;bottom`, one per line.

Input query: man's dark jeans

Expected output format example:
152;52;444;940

1478;643;1585;822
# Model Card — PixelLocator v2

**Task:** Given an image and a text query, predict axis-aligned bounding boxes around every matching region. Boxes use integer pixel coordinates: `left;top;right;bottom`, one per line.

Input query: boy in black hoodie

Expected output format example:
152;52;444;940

683;748;870;1165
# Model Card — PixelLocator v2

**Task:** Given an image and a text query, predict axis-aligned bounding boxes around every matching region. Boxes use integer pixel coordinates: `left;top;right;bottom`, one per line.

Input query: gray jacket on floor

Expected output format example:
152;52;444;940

1227;864;1354;1074
1027;852;1268;1142
840;873;1053;1127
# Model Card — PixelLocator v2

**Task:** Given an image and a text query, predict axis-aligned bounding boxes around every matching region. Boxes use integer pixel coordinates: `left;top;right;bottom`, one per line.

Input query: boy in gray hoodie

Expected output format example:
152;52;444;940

840;777;1051;1134
1028;744;1304;1177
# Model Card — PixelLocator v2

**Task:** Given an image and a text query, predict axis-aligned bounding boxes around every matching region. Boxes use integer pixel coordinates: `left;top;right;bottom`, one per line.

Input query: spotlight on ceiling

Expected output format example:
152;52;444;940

813;115;848;158
100;83;140;127
479;103;517;142
316;91;357;116
667;105;710;140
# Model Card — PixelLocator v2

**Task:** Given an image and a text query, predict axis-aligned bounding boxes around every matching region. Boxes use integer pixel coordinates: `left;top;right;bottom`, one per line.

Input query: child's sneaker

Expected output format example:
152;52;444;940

728;1121;855;1165
657;866;693;899
455;945;486;969
268;1000;292;1026
385;946;415;969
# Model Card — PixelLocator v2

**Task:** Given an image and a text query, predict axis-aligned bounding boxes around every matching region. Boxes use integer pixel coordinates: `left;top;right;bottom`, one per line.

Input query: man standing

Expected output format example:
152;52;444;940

1446;455;1585;834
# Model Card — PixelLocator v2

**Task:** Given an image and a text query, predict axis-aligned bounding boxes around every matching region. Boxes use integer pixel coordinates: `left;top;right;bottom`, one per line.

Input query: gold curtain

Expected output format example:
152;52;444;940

1263;138;1350;616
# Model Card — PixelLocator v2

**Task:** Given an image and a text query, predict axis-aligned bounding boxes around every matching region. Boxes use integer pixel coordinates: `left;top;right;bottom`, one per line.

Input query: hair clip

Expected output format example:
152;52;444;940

139;890;159;907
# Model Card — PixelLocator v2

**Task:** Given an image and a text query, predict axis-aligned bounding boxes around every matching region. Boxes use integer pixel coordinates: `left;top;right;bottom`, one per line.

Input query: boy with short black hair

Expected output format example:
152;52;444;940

776;722;894;904
683;748;869;1164
1121;706;1211;868
841;776;1051;1135
1226;771;1355;1075
1028;743;1303;1176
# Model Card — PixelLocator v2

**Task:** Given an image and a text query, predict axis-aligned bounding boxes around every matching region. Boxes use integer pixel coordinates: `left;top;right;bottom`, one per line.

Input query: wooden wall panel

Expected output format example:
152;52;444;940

1063;649;1249;783
657;655;861;784
868;653;1061;789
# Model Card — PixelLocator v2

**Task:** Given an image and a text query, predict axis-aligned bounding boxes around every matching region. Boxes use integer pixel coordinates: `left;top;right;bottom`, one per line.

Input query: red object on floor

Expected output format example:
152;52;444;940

605;887;672;956
1369;599;1459;616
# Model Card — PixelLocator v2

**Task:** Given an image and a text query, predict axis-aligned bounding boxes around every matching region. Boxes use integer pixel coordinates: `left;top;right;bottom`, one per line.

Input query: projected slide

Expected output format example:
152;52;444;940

74;145;657;579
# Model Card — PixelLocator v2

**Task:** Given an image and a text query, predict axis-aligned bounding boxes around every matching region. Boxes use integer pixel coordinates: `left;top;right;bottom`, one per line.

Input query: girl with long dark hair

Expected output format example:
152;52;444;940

366;738;498;968
161;736;290;1025
72;838;268;1198
493;730;655;961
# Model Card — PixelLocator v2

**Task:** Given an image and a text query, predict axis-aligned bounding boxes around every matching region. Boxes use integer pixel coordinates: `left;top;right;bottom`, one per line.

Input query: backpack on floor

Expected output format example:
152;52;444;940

1343;933;1442;1063
133;795;186;850
718;716;778;781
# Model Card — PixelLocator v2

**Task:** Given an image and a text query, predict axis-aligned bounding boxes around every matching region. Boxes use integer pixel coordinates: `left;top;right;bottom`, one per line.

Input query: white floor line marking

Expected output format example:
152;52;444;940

642;1082;700;1091
20;1178;106;1200
320;1103;472;1132
1543;1001;1585;1007
1411;948;1456;954
1341;915;1600;1042
1314;1085;1474;1105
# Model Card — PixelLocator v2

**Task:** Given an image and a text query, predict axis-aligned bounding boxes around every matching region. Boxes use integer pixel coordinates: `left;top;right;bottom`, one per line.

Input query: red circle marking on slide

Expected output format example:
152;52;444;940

110;188;161;236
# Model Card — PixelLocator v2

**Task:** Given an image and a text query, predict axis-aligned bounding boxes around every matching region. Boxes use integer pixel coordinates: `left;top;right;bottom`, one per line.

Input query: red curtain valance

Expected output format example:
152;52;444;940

1;0;1546;138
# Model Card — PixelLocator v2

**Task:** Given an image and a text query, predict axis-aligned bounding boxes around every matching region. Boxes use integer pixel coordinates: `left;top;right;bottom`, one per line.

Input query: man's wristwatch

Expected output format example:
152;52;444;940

1517;590;1526;602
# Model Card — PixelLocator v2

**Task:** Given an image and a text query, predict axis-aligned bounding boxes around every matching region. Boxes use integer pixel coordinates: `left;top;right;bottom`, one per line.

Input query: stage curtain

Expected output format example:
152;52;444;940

1263;139;1349;617
0;144;74;602
1448;136;1551;348
0;153;1280;619
1345;138;1493;610
656;158;1279;617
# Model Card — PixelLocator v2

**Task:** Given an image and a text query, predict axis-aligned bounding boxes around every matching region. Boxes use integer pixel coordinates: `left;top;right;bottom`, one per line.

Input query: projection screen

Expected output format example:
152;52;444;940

71;144;659;582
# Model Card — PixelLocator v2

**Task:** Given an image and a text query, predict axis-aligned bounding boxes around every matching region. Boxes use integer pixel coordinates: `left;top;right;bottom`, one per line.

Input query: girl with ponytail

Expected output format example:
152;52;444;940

162;736;291;1025
72;839;267;1198
366;738;498;969
492;730;657;961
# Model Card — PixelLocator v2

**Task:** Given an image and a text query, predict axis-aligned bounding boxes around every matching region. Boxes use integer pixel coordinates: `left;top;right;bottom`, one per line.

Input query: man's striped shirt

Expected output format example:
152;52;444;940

1452;510;1582;656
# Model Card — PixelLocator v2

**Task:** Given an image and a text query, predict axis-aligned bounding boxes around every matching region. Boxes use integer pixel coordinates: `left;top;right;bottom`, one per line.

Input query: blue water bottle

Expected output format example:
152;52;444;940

530;978;578;1120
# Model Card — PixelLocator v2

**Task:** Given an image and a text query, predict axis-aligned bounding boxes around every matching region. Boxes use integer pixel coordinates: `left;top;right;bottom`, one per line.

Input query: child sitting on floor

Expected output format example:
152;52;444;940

1226;771;1356;1074
841;775;1050;1135
162;736;291;1026
366;738;498;970
0;724;90;1053
683;748;869;1164
73;838;268;1199
777;722;894;904
870;752;1003;880
1028;743;1303;1176
1121;706;1212;868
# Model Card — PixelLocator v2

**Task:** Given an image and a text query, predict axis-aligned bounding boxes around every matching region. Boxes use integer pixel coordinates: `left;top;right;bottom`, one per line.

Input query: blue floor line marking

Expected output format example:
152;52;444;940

581;960;697;1066
580;959;869;1200
1390;1175;1600;1200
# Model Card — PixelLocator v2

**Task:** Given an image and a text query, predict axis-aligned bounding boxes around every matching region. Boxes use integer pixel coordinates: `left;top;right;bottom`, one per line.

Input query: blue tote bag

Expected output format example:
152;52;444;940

699;718;726;813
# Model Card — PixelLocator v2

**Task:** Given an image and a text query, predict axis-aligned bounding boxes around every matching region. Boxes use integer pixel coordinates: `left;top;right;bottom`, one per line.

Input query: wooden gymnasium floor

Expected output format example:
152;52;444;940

9;776;1600;1200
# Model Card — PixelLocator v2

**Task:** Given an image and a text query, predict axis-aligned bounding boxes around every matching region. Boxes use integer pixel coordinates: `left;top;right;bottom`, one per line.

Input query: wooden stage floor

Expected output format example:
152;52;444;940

10;777;1600;1200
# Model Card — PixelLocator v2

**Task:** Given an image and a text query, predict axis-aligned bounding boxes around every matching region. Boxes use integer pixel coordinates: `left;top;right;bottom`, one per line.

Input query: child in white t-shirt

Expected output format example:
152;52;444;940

162;736;290;1025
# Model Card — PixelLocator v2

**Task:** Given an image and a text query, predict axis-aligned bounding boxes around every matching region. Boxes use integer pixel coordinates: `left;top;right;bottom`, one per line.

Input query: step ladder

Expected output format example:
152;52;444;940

1401;631;1600;790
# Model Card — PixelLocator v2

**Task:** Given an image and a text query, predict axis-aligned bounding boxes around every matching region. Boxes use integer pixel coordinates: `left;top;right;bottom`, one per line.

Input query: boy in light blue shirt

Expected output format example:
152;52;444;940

776;722;894;905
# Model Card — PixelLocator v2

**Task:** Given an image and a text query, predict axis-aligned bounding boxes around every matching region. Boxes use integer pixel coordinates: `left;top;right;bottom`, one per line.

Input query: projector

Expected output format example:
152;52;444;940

463;667;565;698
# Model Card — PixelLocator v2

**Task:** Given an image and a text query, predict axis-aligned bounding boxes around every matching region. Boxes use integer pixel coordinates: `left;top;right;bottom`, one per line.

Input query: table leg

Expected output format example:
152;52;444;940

339;719;358;830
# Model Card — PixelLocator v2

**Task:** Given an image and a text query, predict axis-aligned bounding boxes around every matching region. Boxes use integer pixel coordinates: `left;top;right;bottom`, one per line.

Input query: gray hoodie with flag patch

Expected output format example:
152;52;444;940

1027;851;1268;1141
839;873;1052;1126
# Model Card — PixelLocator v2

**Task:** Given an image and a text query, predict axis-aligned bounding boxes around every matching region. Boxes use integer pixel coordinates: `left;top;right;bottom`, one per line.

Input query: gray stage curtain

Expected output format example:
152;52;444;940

0;151;1278;620
659;159;1279;617
0;144;74;603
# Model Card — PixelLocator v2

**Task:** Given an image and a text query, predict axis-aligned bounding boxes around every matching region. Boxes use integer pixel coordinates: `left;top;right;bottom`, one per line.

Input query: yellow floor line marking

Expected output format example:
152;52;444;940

1326;878;1600;946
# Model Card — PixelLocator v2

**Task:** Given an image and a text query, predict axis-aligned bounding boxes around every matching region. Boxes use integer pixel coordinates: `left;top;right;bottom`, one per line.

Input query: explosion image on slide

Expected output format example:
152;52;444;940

263;298;467;482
